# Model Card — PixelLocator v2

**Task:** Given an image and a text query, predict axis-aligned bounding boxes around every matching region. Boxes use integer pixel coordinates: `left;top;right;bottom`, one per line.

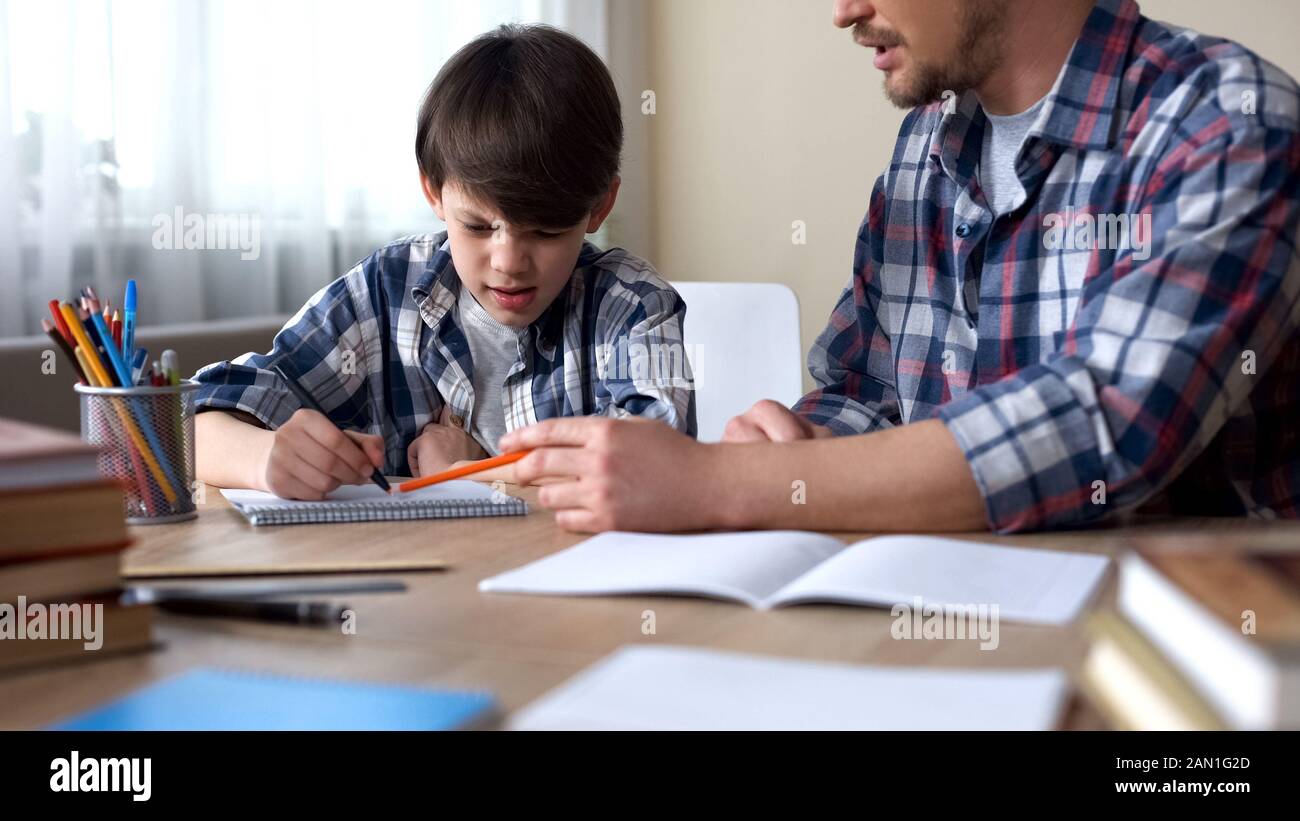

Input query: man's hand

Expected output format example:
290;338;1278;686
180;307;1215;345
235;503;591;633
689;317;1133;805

262;408;386;500
502;415;985;534
407;405;488;477
502;417;715;532
722;399;834;442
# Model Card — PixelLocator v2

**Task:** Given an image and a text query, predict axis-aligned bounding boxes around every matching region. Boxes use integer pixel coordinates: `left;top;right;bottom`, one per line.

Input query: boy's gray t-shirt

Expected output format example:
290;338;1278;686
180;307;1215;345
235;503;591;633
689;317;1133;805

456;290;525;456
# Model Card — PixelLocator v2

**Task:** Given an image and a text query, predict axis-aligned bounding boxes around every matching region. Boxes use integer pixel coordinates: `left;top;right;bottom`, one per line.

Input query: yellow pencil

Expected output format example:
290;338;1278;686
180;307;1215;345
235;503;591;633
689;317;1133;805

60;302;112;387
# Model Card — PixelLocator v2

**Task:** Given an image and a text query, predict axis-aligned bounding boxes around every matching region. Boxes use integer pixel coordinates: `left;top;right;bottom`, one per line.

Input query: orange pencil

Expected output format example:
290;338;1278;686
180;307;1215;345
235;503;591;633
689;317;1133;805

398;449;532;493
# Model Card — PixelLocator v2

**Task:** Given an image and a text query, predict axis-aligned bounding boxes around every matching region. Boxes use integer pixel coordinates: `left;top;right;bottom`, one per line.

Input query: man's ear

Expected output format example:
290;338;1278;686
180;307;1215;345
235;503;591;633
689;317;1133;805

585;176;621;233
420;173;446;221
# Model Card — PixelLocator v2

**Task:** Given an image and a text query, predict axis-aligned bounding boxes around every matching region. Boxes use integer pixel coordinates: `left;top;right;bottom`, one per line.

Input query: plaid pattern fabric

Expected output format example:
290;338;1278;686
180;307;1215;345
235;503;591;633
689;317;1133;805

193;232;696;474
794;0;1300;531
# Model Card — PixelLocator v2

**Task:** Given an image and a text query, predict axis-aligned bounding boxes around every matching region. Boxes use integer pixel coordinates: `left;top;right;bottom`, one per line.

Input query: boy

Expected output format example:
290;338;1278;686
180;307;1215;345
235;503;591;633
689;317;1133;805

192;24;695;500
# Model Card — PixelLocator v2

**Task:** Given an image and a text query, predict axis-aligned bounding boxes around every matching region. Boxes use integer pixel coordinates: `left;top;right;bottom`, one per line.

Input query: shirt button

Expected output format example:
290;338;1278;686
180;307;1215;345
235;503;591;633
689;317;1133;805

956;223;972;238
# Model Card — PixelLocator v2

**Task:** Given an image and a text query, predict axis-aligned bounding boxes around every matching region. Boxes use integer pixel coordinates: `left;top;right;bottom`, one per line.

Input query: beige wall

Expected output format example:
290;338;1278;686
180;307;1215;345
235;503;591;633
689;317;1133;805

638;0;1300;390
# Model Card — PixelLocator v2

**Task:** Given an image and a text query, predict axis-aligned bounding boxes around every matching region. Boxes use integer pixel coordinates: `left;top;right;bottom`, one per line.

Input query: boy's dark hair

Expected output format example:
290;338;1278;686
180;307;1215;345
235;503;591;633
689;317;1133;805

415;24;622;230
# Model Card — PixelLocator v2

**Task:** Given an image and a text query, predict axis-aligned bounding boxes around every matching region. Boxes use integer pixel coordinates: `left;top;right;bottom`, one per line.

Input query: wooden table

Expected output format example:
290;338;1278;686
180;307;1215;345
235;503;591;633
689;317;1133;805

4;486;1297;729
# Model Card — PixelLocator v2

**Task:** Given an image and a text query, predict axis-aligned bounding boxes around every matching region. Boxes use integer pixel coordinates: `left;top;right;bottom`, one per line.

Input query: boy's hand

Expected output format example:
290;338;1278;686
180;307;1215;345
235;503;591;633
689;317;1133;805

722;399;834;443
262;408;386;500
407;406;488;477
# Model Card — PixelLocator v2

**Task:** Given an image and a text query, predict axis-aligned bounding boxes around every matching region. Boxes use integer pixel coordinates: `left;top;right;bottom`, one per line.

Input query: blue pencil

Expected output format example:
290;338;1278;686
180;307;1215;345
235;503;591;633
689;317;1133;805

90;310;133;387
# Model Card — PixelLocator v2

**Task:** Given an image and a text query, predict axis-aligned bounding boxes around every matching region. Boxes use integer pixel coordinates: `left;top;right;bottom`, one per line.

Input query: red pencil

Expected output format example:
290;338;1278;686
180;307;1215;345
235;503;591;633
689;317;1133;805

48;299;76;345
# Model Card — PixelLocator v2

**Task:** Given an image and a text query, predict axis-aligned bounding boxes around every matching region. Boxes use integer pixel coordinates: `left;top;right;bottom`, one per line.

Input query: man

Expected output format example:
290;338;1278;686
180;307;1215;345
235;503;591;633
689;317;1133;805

501;0;1300;534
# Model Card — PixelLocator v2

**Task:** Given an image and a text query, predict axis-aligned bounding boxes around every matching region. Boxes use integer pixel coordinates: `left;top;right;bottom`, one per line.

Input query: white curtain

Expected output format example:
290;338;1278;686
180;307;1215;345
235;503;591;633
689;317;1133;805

0;0;610;337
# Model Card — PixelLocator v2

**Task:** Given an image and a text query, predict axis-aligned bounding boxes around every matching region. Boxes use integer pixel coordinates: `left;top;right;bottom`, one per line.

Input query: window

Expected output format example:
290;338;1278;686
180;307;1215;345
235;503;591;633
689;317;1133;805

0;0;611;336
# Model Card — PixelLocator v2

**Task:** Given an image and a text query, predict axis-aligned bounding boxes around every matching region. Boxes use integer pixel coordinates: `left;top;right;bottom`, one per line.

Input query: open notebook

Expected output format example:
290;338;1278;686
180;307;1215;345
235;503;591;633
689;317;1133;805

221;480;527;526
480;531;1110;625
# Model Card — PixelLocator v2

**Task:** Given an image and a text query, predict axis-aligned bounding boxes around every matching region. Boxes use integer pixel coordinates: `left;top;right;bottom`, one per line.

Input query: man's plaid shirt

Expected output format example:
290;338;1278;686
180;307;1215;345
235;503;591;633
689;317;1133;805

794;0;1300;531
194;232;696;474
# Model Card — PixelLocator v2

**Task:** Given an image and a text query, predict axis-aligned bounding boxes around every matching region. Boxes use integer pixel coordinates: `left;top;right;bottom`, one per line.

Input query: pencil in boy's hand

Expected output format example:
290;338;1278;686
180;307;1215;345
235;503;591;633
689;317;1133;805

398;449;532;493
271;362;392;494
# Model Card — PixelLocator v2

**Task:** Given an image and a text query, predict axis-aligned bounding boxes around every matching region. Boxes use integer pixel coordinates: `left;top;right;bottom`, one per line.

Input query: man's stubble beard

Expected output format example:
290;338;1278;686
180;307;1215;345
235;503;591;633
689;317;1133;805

883;0;1010;109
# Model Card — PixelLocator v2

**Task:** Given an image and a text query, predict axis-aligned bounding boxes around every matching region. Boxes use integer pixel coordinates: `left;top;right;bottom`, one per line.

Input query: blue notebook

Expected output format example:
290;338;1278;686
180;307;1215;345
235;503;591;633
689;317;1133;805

49;669;496;731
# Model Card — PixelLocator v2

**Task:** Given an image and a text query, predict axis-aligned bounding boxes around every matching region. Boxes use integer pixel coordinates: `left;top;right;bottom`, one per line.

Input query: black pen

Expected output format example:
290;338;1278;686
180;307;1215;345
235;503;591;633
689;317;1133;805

122;579;406;606
155;597;348;626
272;362;391;493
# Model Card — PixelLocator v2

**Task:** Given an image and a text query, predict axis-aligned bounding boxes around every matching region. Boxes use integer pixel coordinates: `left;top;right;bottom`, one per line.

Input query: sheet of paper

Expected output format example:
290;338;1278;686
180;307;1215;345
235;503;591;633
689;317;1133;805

770;535;1110;625
479;530;844;607
221;480;498;508
510;645;1069;730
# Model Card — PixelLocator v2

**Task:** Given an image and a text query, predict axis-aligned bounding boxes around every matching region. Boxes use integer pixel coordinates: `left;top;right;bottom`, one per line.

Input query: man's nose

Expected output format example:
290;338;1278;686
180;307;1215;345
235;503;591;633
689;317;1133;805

832;0;873;29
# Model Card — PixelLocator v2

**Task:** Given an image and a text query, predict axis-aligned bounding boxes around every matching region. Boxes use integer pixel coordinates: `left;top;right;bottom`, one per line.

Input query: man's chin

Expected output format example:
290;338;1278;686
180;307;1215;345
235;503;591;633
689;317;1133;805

882;70;955;111
881;74;921;109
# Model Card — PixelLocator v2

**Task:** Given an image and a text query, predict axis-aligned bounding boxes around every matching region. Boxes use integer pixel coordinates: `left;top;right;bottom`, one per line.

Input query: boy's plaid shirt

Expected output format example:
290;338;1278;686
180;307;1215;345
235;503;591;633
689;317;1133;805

794;0;1300;531
193;232;697;474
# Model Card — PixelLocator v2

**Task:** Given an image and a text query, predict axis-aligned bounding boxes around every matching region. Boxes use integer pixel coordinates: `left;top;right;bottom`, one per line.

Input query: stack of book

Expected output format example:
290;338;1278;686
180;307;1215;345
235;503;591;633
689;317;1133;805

1082;536;1300;730
0;417;153;673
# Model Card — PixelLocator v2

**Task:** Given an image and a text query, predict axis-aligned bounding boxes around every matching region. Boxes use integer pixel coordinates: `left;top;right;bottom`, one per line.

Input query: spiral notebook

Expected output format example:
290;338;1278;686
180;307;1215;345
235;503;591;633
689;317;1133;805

221;480;527;526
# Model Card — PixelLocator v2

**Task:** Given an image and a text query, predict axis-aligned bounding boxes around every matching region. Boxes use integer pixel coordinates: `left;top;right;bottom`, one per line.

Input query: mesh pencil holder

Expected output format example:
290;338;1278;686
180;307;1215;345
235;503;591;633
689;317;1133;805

75;380;199;524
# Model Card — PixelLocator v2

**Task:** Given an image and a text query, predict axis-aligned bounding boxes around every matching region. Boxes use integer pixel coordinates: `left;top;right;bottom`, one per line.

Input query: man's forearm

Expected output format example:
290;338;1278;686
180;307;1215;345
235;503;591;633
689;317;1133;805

195;410;274;491
705;419;987;532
